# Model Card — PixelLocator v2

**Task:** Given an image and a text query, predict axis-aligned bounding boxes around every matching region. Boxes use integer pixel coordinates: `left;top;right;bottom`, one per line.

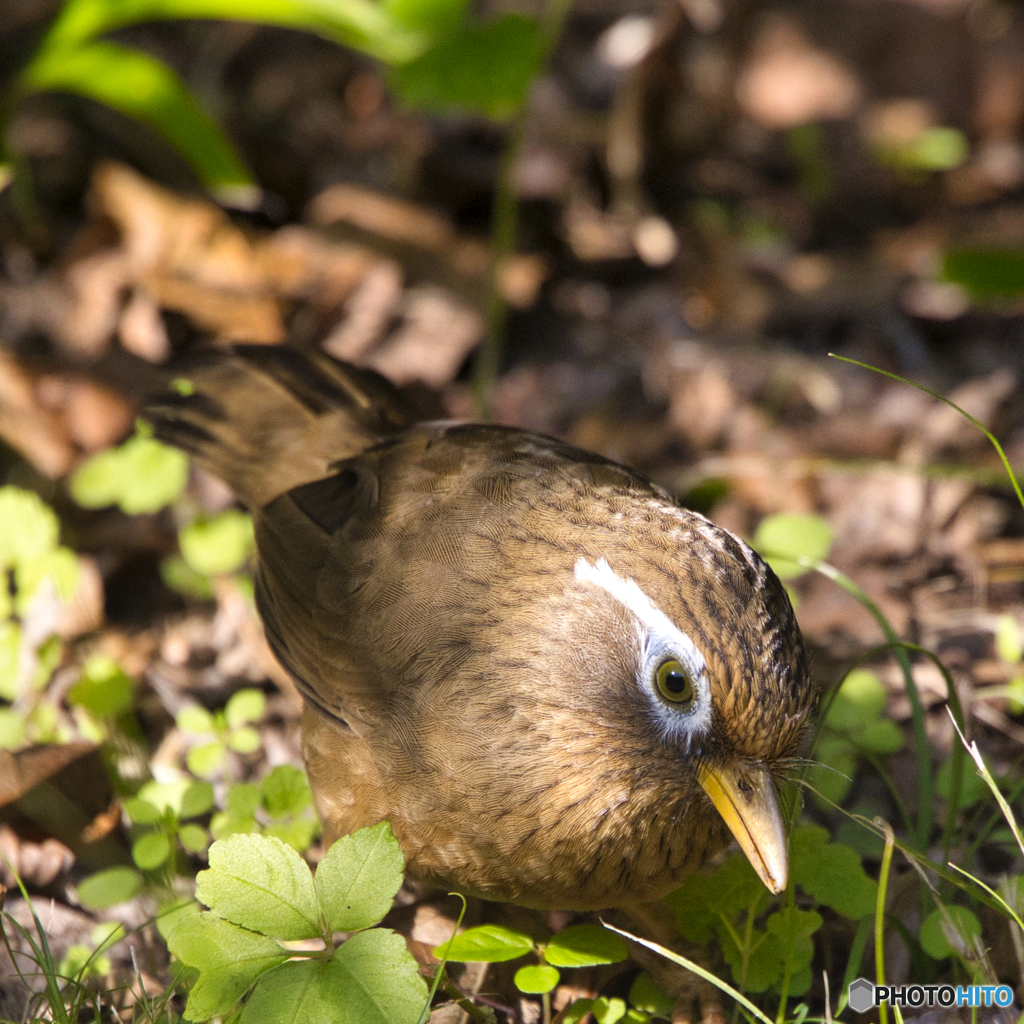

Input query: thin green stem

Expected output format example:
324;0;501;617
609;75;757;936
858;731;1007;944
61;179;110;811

472;0;572;418
875;819;895;1024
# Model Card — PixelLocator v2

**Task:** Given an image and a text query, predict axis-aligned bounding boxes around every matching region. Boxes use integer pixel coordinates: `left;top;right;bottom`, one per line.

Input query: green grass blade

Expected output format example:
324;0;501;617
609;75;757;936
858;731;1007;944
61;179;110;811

601;922;774;1024
875;819;895;1024
41;0;426;66
828;354;1024;514
21;40;253;198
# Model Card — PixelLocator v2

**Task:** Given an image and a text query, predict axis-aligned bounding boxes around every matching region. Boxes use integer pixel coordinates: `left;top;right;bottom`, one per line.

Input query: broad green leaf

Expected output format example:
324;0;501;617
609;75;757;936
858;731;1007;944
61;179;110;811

753;513;834;580
226;688;265;729
543;925;628;967
161;555;216;599
805;733;855;805
71;432;188;514
177;705;215;736
514;964;559;994
168;913;289;1021
436;923;534;962
78;866;144;909
0;487;59;567
390;15;541;120
919;905;982;959
179;823;210;853
315;821;404;932
261;765;312;817
384;0;467;32
24;41;251;194
69;656;134;718
826;670;887;732
181;781;215;818
228;726;261;754
197;833;320;940
936;755;989;808
180;511;254;577
124;797;163;825
942;248;1024;301
229;782;263;817
560;1000;595;1024
133;831;172;870
189;739;227;777
240;928;427;1023
790;825;876;920
764;907;821;976
41;0;426;67
156;897;201;942
718;921;782;993
138;777;195;816
852;717;903;754
666;853;767;943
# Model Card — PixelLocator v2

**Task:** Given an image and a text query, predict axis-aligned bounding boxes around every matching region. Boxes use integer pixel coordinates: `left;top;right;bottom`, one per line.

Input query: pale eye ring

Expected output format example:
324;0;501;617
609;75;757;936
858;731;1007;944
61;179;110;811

655;657;695;706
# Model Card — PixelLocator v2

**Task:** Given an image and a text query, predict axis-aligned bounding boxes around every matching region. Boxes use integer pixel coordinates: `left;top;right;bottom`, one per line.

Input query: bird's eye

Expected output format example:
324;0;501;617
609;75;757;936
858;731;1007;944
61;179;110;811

655;658;695;706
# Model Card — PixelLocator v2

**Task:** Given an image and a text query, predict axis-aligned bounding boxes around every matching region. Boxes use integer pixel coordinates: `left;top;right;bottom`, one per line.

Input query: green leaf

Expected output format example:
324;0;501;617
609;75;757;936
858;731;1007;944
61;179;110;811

261;765;313;818
942;248;1024;302
753;513;834;580
124;797;163;825
226;688;265;729
167;913;289;1021
764;906;821;975
436;923;534;962
68;656;134;718
719;921;782;993
628;973;673;1019
179;823;210;853
0;621;22;702
560;1000;595;1024
666;854;767;943
390;15;541;120
177;705;215;736
161;555;216;600
265;817;318;852
826;670;887;732
196;833;321;940
180;511;255;577
543;925;628;967
138;777;192;816
188;741;226;777
24;40;252;195
240;928;428;1024
181;780;216;819
790;825;876;920
919;905;982;959
805;734;855;806
228;725;261;754
15;547;80;611
515;964;559;994
0;487;59;568
41;0;427;68
78;866;144;909
133;831;172;870
996;614;1023;665
591;997;627;1024
936;756;989;808
71;432;188;514
315;821;404;932
0;708;27;749
229;782;263;817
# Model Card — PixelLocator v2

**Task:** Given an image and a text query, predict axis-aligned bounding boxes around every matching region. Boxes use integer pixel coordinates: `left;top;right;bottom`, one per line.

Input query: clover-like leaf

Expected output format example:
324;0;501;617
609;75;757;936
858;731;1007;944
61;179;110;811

179;510;254;577
753;513;834;580
791;825;876;920
515;964;560;994
919;905;982;959
197;834;320;940
77;866;144;910
168;913;289;1022
315;821;404;932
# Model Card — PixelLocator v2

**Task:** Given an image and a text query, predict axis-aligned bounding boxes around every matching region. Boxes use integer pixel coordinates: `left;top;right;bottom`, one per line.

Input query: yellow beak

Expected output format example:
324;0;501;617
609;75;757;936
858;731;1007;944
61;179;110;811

699;761;788;894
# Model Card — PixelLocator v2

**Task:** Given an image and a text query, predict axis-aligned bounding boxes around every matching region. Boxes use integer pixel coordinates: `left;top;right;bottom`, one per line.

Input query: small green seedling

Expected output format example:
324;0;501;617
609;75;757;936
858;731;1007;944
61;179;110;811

168;824;427;1023
177;688;265;778
71;427;189;515
212;764;320;853
0;486;80;749
437;920;648;1019
124;778;216;873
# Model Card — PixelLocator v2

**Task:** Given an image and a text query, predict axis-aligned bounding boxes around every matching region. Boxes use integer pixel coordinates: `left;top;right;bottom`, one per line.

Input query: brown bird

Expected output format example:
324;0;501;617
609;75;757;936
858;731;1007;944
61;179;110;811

147;345;813;911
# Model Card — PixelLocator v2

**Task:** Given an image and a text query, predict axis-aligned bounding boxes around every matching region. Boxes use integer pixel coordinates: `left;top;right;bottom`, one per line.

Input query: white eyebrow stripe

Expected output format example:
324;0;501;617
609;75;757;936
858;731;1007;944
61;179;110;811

574;556;681;641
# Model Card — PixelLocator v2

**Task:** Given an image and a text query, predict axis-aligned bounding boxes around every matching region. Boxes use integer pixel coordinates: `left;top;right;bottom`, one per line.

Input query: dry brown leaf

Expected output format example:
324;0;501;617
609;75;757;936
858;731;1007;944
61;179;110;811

0;351;75;477
0;742;97;809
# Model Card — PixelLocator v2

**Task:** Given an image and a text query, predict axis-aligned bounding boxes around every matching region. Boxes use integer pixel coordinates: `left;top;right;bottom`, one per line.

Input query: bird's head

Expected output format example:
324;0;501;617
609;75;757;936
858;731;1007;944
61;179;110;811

569;511;813;896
